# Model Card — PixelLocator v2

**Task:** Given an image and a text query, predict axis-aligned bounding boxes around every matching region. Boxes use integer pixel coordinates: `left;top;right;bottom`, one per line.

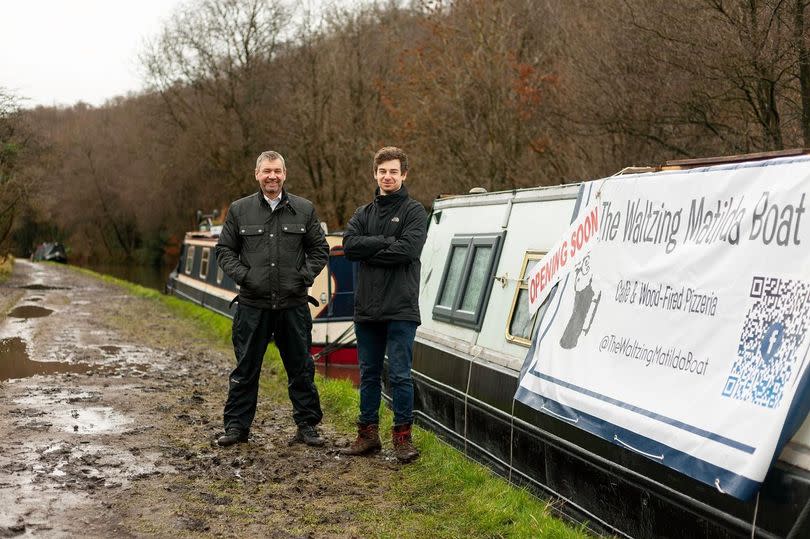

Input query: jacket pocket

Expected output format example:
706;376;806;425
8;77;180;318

281;222;306;254
281;223;307;236
239;224;265;251
281;223;307;242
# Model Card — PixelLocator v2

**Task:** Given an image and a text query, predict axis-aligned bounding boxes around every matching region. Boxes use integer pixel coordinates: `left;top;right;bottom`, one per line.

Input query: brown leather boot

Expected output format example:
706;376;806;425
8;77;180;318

392;423;419;463
341;422;382;456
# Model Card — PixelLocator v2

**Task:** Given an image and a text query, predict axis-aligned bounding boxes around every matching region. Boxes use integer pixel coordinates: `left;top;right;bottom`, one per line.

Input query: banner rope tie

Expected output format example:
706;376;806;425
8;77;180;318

614;434;664;460
509;398;516;483
463;347;479;456
750;491;760;539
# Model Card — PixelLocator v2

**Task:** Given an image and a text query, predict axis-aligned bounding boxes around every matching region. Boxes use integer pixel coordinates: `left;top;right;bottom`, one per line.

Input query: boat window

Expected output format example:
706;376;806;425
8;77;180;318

184;246;196;275
437;245;468;307
433;233;504;330
506;252;550;346
459;245;493;312
200;248;210;279
216;264;224;285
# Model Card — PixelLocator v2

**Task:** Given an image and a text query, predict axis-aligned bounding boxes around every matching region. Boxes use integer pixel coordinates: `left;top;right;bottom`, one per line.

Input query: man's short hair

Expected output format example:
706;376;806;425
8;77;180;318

256;150;286;171
373;147;408;174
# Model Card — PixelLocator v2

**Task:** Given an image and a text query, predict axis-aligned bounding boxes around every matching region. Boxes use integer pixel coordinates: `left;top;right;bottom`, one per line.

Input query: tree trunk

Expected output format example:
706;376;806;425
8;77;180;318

84;149;133;259
796;0;810;146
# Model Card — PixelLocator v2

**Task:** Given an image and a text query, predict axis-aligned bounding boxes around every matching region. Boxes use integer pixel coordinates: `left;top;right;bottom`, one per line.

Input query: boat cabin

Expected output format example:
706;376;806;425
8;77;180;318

167;225;357;366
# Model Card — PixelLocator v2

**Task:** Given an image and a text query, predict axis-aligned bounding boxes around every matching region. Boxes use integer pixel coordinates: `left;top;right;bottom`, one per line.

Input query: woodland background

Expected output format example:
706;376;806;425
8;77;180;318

1;0;809;266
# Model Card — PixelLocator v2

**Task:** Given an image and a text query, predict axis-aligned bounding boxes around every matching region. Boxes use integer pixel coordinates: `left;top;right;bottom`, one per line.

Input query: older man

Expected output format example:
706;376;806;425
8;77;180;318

215;150;329;447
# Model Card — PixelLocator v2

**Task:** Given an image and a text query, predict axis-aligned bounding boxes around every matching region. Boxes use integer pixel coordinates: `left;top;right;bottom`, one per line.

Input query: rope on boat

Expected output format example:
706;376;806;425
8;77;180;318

463;347;480;457
750;491;760;539
311;324;356;361
509;398;516;484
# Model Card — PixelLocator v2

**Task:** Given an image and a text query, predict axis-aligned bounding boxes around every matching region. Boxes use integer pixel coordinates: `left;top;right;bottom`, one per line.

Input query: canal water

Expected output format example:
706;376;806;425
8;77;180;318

75;262;175;292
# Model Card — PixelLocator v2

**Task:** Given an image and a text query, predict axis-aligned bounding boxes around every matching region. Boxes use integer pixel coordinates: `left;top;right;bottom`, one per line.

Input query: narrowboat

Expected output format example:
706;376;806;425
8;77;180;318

395;150;810;538
31;242;67;263
166;219;357;367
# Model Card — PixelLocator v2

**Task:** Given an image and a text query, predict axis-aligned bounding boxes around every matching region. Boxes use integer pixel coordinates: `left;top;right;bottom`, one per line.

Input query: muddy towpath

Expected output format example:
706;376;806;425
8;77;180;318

0;261;403;538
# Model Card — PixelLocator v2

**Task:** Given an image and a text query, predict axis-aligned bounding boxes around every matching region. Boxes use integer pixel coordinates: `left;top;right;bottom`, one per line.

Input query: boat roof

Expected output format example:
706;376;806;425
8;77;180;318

433;148;810;210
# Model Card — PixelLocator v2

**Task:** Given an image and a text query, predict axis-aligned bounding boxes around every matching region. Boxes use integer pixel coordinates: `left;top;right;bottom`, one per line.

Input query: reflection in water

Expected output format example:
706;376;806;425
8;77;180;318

0;337;91;381
316;363;360;387
20;284;69;290
57;406;132;433
9;305;53;319
75;262;175;292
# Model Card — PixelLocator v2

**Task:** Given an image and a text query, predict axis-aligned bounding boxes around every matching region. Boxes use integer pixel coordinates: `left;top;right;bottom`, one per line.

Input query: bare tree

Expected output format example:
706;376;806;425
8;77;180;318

569;1;807;157
0;89;36;251
12;0;810;263
789;0;810;145
276;4;402;226
389;0;559;193
141;0;288;192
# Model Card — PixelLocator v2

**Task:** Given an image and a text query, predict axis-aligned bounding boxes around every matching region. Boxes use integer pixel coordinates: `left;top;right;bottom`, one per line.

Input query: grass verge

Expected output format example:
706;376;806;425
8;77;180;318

0;254;13;284
72;266;589;538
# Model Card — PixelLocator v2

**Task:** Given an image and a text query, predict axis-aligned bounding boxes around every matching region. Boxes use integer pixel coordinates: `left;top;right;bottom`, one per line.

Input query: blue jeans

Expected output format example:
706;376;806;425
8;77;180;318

355;320;418;425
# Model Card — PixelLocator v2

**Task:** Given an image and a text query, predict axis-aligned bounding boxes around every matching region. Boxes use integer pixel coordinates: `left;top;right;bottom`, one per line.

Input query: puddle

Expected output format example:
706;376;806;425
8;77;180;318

0;337;91;381
27;297;43;302
57;406;132;434
19;284;70;290
16;390;101;407
13;393;133;433
85;344;152;375
9;306;53;319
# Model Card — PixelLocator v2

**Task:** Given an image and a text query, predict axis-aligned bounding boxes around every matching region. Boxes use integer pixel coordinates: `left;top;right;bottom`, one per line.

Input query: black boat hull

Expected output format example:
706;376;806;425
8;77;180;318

166;274;235;318
393;339;810;539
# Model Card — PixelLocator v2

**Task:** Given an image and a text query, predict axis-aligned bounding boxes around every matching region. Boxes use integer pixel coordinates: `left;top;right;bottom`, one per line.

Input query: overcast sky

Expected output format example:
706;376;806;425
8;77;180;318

0;0;185;108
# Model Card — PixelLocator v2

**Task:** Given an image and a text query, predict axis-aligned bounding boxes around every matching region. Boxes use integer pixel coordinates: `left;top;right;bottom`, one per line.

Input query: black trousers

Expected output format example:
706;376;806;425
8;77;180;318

223;302;323;433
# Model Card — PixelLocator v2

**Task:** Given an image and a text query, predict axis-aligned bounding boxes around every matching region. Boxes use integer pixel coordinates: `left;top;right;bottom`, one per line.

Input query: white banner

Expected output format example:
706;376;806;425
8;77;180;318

516;155;810;500
526;201;599;316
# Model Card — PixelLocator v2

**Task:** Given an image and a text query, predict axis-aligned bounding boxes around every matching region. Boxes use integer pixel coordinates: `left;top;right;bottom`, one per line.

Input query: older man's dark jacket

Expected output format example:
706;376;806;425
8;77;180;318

343;185;427;323
216;190;329;310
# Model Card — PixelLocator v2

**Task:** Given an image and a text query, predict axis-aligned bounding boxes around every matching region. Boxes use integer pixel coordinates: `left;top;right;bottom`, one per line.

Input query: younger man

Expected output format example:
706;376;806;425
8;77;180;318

342;147;427;462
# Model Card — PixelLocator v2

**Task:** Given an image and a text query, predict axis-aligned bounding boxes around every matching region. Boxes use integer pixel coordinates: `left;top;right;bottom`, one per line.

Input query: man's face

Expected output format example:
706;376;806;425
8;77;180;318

375;159;406;195
255;158;286;199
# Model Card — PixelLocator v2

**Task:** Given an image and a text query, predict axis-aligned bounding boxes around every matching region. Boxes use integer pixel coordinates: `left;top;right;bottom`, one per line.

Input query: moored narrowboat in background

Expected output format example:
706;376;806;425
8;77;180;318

31;242;67;263
391;149;810;538
166;217;357;369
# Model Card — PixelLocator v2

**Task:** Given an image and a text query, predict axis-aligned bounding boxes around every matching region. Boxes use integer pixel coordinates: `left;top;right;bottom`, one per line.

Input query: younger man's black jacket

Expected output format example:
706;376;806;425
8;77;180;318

343;185;427;324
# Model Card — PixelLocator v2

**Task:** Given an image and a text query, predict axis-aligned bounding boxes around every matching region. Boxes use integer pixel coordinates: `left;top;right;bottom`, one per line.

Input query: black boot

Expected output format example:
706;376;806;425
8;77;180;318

294;424;325;447
217;430;248;447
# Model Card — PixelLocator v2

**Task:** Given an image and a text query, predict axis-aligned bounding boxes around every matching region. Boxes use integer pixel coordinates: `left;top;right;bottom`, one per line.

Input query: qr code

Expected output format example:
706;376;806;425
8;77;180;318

722;276;810;409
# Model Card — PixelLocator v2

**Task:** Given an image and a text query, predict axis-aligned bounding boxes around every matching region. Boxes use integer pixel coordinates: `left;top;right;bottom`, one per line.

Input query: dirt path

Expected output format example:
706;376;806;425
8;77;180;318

0;261;400;538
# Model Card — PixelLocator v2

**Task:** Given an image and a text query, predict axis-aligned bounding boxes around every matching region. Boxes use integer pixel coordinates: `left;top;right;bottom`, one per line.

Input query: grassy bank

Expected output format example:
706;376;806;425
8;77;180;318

76;267;589;538
0;255;13;284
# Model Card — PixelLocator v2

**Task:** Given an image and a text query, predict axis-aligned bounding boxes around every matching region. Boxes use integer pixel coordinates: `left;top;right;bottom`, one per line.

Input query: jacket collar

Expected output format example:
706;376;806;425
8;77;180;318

374;184;408;205
256;189;296;214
